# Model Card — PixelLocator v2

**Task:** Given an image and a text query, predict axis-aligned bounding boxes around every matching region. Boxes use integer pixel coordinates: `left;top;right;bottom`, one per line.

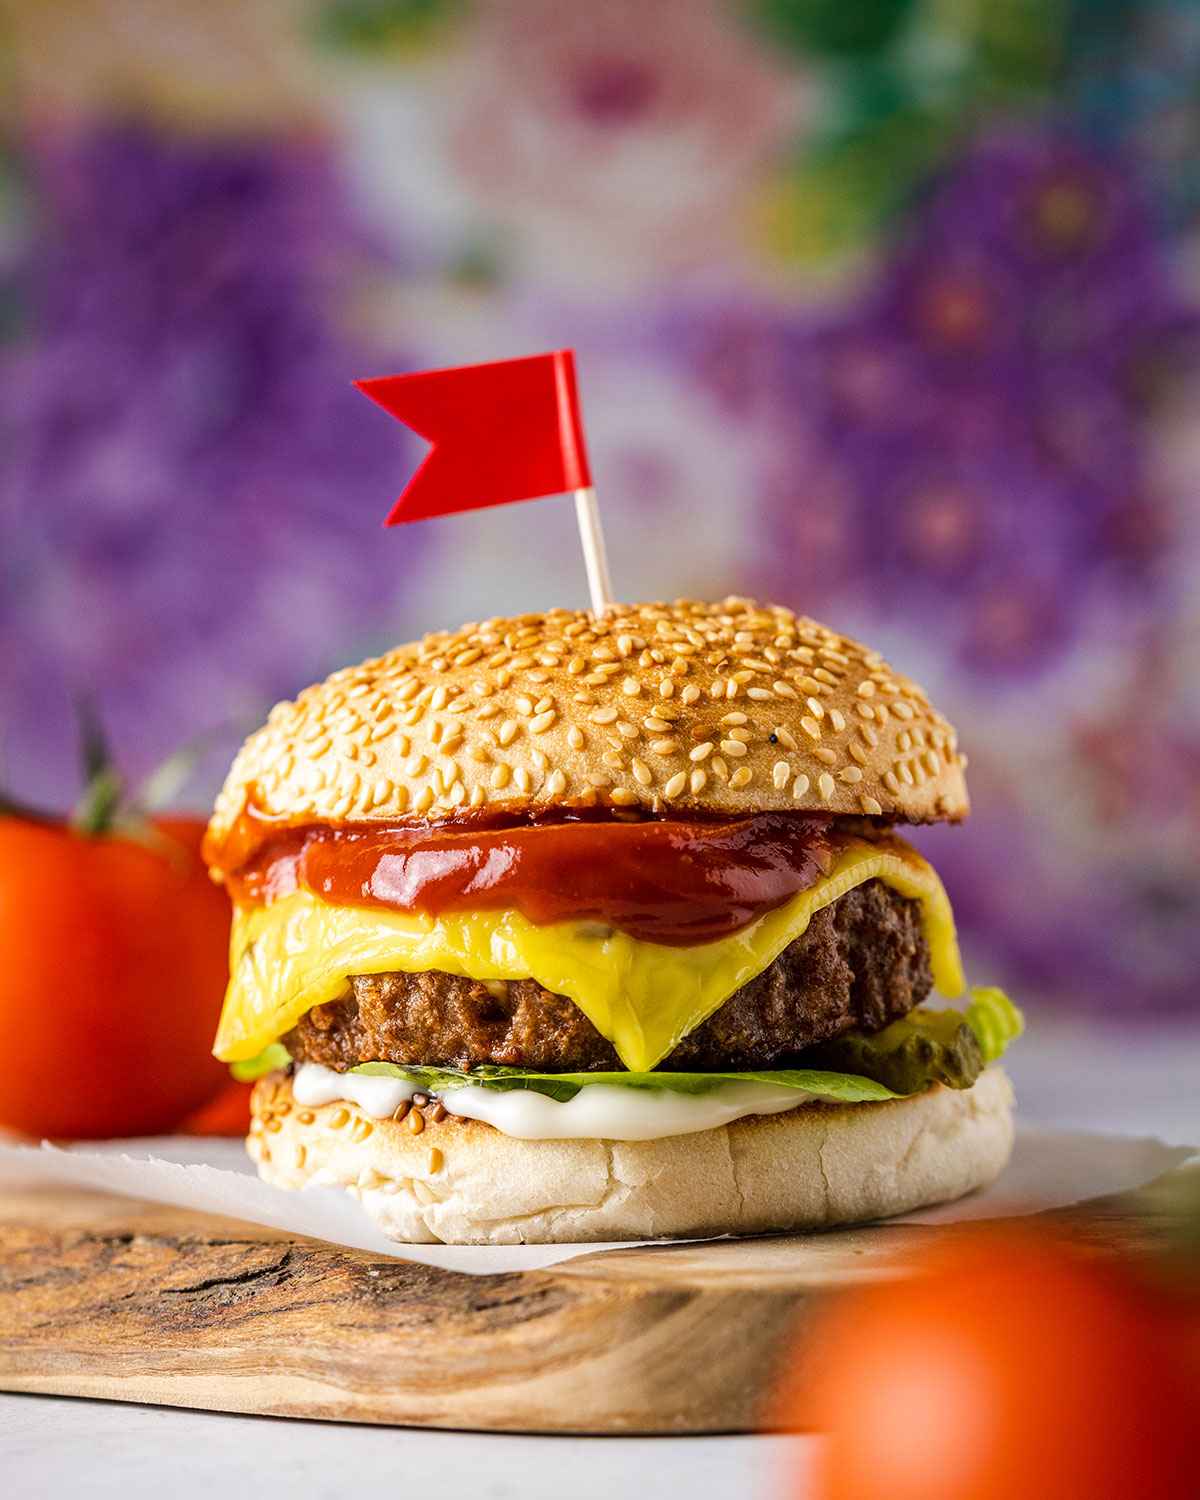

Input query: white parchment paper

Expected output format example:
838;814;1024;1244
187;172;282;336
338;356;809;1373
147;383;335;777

1;1127;1193;1275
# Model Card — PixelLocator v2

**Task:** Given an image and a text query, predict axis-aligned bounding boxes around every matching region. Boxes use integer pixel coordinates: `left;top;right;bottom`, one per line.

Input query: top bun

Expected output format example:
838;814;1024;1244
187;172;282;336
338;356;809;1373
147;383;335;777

206;599;967;865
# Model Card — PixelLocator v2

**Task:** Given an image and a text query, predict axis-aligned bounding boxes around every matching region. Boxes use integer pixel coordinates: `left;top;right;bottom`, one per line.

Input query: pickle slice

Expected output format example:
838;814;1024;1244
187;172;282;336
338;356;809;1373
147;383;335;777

804;1008;984;1094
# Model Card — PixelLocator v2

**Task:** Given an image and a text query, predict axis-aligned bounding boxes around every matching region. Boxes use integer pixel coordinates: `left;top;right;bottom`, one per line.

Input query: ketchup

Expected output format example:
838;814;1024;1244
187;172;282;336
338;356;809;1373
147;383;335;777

225;813;843;947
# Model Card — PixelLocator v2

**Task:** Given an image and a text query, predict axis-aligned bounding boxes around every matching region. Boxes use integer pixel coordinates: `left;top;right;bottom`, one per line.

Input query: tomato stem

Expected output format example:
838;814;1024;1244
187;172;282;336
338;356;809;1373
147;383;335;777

68;696;131;836
71;766;127;836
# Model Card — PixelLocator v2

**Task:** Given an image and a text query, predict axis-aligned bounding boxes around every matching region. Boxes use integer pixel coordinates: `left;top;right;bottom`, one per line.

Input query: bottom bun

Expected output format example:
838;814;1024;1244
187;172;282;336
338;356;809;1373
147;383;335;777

248;1067;1015;1245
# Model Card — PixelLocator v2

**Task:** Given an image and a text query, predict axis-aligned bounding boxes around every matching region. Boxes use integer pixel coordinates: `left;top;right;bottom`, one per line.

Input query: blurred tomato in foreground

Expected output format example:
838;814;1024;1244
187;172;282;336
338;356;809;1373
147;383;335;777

776;1227;1196;1500
0;813;231;1138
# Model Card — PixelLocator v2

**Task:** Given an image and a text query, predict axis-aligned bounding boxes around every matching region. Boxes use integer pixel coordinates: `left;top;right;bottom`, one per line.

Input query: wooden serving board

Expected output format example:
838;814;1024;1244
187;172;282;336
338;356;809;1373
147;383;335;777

0;1170;1189;1434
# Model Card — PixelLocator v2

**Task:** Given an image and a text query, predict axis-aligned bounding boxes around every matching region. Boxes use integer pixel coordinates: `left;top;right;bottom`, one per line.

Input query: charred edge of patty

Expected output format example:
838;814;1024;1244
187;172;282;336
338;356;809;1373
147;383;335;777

283;880;932;1075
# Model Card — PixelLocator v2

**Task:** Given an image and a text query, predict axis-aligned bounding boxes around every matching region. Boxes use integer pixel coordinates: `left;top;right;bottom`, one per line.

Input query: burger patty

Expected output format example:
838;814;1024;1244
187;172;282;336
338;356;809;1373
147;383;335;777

284;879;932;1074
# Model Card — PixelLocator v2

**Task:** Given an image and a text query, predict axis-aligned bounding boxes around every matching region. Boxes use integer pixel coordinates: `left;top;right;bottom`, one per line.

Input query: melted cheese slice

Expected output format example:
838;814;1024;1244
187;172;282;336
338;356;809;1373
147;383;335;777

214;838;963;1072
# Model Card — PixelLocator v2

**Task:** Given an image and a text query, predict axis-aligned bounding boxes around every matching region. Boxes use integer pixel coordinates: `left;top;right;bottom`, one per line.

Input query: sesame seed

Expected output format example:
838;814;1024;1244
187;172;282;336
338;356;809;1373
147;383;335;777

730;766;753;789
610;787;639;806
720;712;748;726
829;708;846;732
883;769;901;795
772;761;790;790
631;758;652;786
545;769;567;795
800;716;822;741
773;682;798;698
663;771;687;800
659;679;675;698
721;739;748;758
839;766;864;783
529;709;557;734
774;725;798;751
515;767;533;793
814;746;838;765
589;706;619;724
497;720;519;746
689;742;714;762
567;725;585;750
747;687;772;701
792;774;810;800
805;696;825;718
643;716;670;733
726;727;752;743
818;772;835;800
849;741;869;765
860;795;884;816
690;768;708;794
622;677;641;696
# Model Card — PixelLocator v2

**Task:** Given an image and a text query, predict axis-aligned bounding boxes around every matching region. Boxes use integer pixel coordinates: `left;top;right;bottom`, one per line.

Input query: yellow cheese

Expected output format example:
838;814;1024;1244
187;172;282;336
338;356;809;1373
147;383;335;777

214;838;963;1072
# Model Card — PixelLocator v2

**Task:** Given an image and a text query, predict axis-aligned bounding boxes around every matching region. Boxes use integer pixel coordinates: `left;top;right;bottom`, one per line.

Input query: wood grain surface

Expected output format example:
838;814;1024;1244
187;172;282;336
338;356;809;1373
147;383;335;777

0;1167;1191;1434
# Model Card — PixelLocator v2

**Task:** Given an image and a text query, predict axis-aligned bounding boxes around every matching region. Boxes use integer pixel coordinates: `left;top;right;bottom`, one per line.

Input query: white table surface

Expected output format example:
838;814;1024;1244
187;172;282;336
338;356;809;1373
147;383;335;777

4;1021;1197;1500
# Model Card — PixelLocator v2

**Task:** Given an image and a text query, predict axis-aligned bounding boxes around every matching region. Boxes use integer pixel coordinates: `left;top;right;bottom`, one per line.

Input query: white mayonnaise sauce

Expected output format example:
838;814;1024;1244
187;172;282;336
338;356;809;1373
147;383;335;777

291;1060;814;1142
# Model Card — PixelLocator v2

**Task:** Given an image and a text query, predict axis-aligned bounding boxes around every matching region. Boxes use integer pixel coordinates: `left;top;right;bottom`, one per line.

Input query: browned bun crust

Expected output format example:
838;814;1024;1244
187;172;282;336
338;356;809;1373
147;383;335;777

207;599;967;867
248;1068;1014;1245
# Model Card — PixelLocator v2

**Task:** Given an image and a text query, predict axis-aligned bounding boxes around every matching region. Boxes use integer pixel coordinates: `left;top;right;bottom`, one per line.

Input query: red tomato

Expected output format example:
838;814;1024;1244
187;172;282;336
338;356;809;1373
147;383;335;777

180;1079;253;1137
775;1228;1196;1500
0;815;231;1138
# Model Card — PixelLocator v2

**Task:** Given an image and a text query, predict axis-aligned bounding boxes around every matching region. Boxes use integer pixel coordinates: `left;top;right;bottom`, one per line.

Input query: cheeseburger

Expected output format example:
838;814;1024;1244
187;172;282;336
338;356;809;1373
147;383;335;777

205;598;1021;1244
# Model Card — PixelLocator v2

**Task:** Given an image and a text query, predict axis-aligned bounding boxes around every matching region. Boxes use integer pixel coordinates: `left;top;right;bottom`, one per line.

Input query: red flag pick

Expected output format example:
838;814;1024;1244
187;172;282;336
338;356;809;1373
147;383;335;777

355;349;593;524
356;348;613;613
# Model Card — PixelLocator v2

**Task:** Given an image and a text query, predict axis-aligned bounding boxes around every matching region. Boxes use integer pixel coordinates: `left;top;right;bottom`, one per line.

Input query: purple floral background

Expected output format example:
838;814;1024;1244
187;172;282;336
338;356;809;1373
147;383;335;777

2;0;1198;1023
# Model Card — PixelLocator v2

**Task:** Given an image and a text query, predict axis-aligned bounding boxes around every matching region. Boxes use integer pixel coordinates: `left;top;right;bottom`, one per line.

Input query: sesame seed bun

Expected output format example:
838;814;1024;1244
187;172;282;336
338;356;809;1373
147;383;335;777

206;599;967;864
249;1068;1014;1245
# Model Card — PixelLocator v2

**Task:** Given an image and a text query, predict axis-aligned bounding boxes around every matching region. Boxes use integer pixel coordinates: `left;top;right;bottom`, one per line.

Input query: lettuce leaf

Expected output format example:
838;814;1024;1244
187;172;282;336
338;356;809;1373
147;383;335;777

229;1041;290;1082
966;986;1025;1063
348;1060;903;1103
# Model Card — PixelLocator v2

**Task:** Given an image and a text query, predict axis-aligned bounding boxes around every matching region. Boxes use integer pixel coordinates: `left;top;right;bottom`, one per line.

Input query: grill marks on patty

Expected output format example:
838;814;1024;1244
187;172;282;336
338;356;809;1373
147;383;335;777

284;879;933;1074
